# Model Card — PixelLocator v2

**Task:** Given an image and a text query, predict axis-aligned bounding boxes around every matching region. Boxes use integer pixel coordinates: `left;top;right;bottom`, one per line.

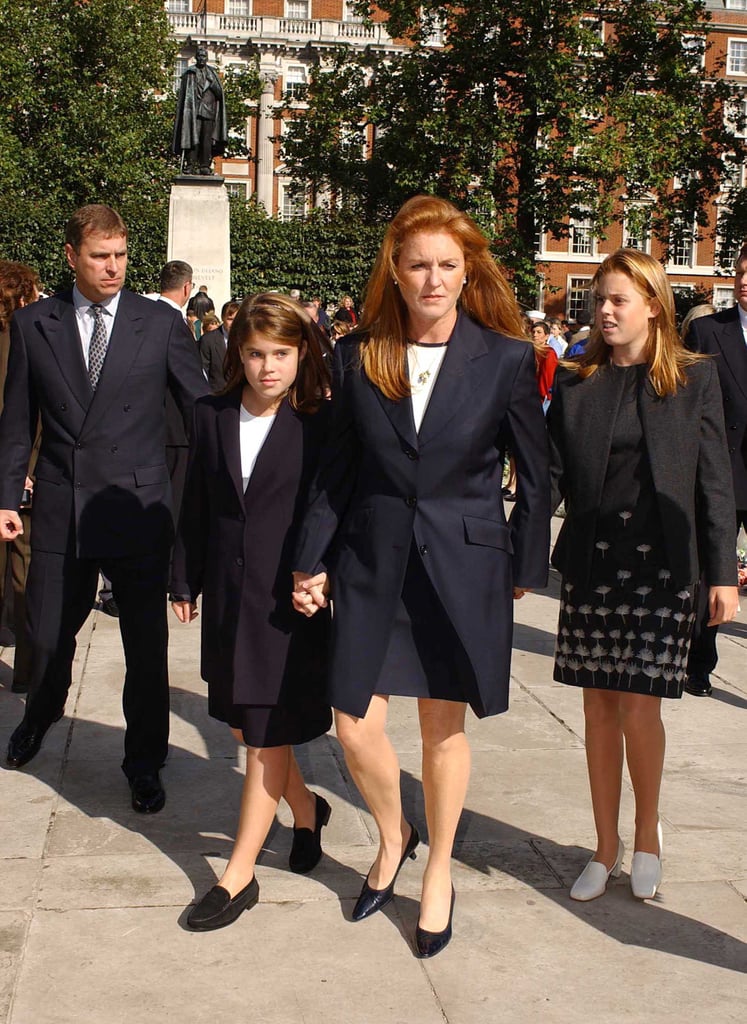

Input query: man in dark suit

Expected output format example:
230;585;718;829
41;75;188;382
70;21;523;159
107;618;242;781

0;205;208;811
200;299;239;393
685;246;747;695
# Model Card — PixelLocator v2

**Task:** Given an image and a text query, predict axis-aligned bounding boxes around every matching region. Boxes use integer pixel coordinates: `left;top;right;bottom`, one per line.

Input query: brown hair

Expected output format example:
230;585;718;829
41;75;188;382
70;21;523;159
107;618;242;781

222;292;330;413
65;204;127;251
570;248;705;396
359;195;527;400
0;260;41;332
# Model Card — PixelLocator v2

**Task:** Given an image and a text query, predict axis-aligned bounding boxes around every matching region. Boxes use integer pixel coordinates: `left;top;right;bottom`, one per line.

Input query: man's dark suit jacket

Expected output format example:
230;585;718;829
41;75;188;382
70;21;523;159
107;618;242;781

200;326;228;393
548;361;737;590
0;289;208;559
689;306;747;509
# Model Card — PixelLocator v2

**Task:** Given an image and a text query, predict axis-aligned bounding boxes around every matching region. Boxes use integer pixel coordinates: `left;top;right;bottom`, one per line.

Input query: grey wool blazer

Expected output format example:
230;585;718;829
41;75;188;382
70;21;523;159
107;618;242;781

547;359;737;590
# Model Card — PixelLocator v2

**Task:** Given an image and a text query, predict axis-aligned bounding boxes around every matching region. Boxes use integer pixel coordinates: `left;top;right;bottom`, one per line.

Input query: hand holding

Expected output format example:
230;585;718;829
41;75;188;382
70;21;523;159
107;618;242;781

0;510;23;540
513;587;532;600
171;600;198;623
707;585;740;626
292;571;329;617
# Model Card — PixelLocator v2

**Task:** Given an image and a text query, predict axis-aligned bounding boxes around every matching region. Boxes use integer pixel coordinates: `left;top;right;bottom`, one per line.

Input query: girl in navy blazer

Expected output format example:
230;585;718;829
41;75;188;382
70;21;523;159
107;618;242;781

171;293;333;930
293;196;550;956
548;249;738;902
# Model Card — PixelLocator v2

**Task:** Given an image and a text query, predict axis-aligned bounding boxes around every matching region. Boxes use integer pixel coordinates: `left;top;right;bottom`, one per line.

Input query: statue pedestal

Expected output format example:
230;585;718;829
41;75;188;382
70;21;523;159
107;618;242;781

168;178;231;313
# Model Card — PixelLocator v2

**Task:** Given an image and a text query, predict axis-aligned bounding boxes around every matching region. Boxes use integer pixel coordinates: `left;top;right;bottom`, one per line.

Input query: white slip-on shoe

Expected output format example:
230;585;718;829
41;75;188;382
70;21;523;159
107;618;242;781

570;837;625;901
630;821;663;900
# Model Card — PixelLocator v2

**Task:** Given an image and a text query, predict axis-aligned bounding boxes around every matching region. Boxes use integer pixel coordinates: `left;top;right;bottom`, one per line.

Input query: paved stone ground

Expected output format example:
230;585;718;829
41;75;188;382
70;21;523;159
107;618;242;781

1;519;746;1024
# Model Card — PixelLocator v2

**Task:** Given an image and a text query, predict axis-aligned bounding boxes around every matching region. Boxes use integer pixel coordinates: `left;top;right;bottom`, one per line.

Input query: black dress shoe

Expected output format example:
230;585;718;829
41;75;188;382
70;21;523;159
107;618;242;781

129;772;166;814
416;886;455;959
352;823;420;922
6;710;63;769
187;877;259;931
684;673;713;697
289;793;332;874
100;597;119;618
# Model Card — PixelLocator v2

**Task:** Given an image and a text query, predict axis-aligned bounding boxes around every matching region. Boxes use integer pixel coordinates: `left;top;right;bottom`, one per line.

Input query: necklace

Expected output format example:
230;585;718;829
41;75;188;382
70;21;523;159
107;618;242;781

407;341;448;392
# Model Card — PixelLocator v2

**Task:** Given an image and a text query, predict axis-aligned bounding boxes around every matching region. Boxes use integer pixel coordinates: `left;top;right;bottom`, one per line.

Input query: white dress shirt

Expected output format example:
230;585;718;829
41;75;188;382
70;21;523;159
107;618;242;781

73;285;121;369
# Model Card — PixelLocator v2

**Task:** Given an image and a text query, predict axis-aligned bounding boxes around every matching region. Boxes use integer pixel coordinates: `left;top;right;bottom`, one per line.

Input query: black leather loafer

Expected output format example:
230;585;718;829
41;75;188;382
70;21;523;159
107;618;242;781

416;886;455;959
187;877;259;931
129;772;166;814
289;793;332;874
6;710;64;769
352;823;419;921
684;673;713;697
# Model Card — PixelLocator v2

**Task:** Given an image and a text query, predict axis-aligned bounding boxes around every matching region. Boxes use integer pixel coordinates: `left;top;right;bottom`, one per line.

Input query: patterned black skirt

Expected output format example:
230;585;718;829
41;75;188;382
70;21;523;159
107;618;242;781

553;571;697;699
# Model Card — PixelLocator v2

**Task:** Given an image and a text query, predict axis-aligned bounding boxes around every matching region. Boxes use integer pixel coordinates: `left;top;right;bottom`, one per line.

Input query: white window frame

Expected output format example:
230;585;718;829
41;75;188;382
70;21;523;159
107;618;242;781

173;57;189;94
286;1;310;20
569;213;595;257
726;0;747;10
681;34;706;70
725;94;747;138
668;216;696;268
578;18;604;58
343;1;363;22
225;181;249;200
623;204;652;254
226;0;251;15
279;180;307;222
566;276;592;321
727;38;747;76
166;0;190;12
713;285;735;310
284;64;307;99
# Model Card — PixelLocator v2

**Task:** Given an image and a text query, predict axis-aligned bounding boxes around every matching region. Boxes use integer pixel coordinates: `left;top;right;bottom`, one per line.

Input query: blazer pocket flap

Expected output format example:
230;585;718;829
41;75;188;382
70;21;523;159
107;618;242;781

33;460;64;484
134;464;169;487
463;515;513;553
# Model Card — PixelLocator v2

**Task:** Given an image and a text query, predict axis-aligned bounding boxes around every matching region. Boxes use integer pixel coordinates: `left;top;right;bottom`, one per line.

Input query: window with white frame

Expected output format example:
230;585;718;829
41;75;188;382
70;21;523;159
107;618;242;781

716;207;741;270
167;0;190;12
669;216;695;267
726;0;747;9
286;1;309;20
721;156;744;193
567;277;592;321
284;65;307;99
280;182;307;222
713;285;735;310
225;181;248;200
344;1;363;21
173;57;188;93
681;34;706;70
578;18;604;58
623;205;652;253
726;94;747;138
570;213;594;256
227;0;251;15
422;9;445;47
727;39;747;76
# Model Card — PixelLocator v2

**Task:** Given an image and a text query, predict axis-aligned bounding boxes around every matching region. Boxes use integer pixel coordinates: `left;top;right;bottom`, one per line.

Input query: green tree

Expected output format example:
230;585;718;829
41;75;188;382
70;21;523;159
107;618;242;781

281;1;745;303
0;0;178;291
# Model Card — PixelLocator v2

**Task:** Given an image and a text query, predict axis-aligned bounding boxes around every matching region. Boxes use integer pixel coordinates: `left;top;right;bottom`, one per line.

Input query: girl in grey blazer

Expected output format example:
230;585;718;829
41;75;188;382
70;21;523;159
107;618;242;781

548;249;739;903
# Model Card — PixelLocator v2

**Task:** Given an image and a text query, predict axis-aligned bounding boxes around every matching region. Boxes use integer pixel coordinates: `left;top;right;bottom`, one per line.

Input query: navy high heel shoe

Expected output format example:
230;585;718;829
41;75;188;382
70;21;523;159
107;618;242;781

415;886;455;958
351;822;420;921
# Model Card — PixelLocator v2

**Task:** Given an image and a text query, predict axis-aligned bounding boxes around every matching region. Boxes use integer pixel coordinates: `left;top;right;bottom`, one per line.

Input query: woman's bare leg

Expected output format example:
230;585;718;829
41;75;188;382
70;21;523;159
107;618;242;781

282;750;318;830
619;693;665;854
582;689;624;867
335;696;411;888
418;699;469;931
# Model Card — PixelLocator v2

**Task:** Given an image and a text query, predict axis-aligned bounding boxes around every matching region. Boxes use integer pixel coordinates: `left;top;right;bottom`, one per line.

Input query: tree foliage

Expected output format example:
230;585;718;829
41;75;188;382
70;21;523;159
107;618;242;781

281;0;745;302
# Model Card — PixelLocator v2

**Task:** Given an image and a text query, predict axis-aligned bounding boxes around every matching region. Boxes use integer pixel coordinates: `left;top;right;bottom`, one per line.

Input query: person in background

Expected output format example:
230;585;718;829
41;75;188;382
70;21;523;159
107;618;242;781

547;318;568;358
0;260;42;693
201;301;240;394
531;320;559;414
333;294;358;326
548;248;737;903
171;293;333;930
566;309;592;357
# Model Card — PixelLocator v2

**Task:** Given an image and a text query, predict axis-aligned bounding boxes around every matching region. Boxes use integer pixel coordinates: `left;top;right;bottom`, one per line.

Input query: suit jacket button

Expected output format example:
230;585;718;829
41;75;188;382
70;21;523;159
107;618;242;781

405;496;417;508
729;446;736;453
75;482;81;489
236;557;244;566
123;404;131;412
404;448;418;460
111;445;118;453
419;544;428;556
74;442;82;449
60;403;67;411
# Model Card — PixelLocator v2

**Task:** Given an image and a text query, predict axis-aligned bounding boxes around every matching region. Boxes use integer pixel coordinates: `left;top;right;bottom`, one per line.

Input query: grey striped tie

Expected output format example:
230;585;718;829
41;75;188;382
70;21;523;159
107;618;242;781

89;304;108;389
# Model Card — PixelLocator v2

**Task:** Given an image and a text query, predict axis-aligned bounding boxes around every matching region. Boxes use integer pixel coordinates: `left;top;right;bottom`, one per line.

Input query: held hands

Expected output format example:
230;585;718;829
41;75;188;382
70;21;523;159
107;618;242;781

171;601;198;623
513;587;532;600
292;571;329;617
0;510;23;540
707;586;740;626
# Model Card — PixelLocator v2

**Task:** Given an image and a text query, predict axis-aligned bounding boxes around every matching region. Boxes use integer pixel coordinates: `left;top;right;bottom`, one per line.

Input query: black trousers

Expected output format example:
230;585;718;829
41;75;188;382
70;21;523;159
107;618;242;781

687;510;747;676
23;546;170;778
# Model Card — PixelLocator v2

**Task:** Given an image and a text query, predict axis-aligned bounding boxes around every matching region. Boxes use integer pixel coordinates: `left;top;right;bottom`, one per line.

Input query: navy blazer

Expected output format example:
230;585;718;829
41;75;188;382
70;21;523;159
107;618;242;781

548;360;737;590
689;306;747;508
294;311;551;719
0;289;208;558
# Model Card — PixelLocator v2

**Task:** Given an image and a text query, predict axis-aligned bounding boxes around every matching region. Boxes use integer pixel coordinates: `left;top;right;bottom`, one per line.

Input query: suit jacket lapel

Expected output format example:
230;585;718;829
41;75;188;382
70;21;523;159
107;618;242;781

370;359;419;452
573;364;627;509
81;291;147;437
217;391;245;506
417;311;489;446
37;294;93;413
716;315;747;402
244;397;301;504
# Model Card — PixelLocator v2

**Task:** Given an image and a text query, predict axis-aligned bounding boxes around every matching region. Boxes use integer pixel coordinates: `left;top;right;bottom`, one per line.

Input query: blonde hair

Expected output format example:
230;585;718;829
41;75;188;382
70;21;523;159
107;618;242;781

572;248;705;396
359;195;527;400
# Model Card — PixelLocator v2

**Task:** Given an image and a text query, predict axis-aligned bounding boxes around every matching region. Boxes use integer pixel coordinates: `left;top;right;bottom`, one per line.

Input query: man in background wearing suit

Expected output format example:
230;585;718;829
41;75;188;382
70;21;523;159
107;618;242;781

685;246;747;695
200;299;239;393
0;205;208;812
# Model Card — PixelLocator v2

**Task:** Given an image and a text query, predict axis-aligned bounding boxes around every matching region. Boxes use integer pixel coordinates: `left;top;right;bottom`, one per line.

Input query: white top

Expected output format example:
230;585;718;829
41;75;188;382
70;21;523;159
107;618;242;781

239;405;276;491
407;342;448;431
72;285;121;368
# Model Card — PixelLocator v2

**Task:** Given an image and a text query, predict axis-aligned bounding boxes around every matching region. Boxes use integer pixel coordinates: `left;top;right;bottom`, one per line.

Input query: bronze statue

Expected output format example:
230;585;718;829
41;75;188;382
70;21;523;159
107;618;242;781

172;46;228;176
